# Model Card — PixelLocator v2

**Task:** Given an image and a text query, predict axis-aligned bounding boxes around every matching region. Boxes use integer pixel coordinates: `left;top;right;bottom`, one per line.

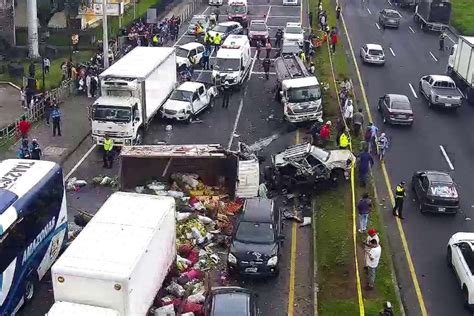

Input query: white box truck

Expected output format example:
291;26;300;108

47;192;176;316
91;47;177;146
448;36;474;103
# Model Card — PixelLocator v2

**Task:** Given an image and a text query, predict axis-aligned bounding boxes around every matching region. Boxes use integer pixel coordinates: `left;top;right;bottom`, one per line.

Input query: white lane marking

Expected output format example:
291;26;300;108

65;144;97;180
446;34;456;43
408;83;418;99
367;7;372;15
267;15;301;18
439;145;455;170
252;71;277;75
429;51;438;62
227;95;245;150
375;23;380;30
389;47;396;56
265;6;272;24
409;26;415;33
249;50;259;79
249;4;300;7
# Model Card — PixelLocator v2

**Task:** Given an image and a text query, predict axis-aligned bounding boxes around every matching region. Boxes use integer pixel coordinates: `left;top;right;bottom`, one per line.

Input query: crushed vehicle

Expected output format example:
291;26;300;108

419;74;463;109
275;54;322;123
412;170;459;214
161;81;217;122
227;198;283;278
176;42;206;68
266;143;355;190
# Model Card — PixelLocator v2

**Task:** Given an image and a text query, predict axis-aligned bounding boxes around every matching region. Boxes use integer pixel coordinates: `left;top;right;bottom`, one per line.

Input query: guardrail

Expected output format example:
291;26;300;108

0;79;74;147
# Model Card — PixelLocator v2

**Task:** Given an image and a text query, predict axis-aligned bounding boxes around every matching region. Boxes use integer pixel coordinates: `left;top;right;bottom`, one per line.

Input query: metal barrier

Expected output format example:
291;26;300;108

0;79;74;146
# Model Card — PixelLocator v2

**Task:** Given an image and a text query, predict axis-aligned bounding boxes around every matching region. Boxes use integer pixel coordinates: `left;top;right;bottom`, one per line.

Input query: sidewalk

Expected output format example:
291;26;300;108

0;95;92;163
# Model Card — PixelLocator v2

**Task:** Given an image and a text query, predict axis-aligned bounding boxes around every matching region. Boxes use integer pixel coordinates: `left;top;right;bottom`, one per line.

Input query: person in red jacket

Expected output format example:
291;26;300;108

18;116;31;139
319;121;331;147
331;33;338;53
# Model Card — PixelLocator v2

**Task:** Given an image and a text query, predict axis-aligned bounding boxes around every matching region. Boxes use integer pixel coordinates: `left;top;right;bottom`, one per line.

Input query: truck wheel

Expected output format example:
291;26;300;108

186;116;193;124
24;275;37;304
209;96;215;108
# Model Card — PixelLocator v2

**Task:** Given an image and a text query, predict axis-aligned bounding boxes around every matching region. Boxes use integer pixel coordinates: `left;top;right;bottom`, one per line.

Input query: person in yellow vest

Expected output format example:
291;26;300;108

103;134;114;169
339;130;349;149
71;33;79;53
215;33;222;51
392;181;406;219
299;50;306;64
152;34;159;46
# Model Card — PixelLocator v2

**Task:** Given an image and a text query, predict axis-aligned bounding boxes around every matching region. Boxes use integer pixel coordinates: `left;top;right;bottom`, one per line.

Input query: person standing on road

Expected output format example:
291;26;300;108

103;134;114;169
336;5;342;20
263;58;271;80
51;105;62;137
275;28;283;48
215;33;222;51
331;32;338;53
30;139;42;160
44;91;52;125
256;40;262;60
392;181;406;219
202;48;210;70
17;139;31;159
439;32;446;51
221;82;232;109
353;108;364;137
365;238;381;290
344;99;354;128
265;40;272;58
319;120;331;147
358;148;374;187
339;130;349;149
357;192;372;233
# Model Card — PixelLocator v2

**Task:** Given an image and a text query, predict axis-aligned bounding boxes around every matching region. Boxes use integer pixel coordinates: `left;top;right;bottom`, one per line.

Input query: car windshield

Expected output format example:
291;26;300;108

214;58;240;71
250;23;267;31
213;25;229;32
385;11;400;18
230;5;246;14
368;49;383;55
213;293;250;316
235;221;275;244
287;85;321;103
391;101;411;110
285;27;302;34
429;182;458;198
311;146;330;162
169;90;193;102
176;47;189;58
92;105;131;122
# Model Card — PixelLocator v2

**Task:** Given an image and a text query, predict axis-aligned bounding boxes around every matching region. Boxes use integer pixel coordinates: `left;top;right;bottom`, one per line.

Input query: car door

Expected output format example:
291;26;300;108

360;45;367;58
417;175;429;205
191;91;201;114
453;243;472;288
189;49;197;65
383;95;390;118
420;76;430;95
196;86;208;112
196;46;205;63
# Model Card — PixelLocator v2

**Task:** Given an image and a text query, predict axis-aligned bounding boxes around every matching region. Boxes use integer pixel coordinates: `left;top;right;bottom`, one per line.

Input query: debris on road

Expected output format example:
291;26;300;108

92;175;119;189
66;177;87;191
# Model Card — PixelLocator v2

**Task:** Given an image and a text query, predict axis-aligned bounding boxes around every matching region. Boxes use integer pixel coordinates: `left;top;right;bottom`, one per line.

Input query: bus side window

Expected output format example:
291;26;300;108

0;218;27;273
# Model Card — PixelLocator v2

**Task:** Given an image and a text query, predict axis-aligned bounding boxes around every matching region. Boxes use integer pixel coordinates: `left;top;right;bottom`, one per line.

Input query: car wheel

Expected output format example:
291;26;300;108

209;96;215;108
24;276;37;304
186;115;193;124
419;203;426;213
447;246;453;268
382;115;388;125
427;99;433;108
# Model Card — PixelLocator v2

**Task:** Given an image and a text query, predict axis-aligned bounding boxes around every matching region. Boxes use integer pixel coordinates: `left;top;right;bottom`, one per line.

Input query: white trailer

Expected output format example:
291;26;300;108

91;47;177;146
47;192;176;316
448;36;474;103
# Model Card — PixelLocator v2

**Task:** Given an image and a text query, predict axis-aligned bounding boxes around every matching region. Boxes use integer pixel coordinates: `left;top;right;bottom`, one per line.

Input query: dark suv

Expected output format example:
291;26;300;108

378;9;401;28
227;198;283;277
205;287;258;316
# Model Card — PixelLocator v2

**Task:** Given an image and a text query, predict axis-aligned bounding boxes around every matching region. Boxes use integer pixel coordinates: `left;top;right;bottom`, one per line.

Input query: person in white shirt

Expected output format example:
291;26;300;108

365;238;381;289
344;99;354;127
85;74;91;98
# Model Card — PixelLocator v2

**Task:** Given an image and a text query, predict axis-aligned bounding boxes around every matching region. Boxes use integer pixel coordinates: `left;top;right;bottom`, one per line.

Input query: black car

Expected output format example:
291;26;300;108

378;9;401;28
205;287;258;316
412;170;460;214
227;198;283;277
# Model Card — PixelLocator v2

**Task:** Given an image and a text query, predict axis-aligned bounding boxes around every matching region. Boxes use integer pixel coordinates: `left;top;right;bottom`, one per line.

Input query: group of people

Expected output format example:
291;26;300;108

123;17;182;49
17;138;42;160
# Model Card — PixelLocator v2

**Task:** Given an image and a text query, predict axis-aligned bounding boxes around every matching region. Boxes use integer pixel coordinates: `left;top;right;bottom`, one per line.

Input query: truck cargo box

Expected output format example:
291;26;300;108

453;36;474;87
47;302;120;316
51;192;176;316
417;0;451;25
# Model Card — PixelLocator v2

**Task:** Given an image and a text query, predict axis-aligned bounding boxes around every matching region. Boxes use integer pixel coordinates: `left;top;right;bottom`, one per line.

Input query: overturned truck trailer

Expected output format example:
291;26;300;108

120;144;260;198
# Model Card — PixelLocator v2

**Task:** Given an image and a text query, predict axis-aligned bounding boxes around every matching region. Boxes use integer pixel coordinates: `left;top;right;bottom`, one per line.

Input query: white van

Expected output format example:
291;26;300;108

212;35;252;86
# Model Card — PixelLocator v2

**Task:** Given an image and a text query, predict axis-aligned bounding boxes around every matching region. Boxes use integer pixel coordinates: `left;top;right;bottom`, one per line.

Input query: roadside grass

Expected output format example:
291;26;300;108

311;0;402;315
0;51;94;90
451;0;474;36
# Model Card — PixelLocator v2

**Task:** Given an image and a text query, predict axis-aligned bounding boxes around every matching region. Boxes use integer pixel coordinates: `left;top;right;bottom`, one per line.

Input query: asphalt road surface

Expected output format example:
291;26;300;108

342;1;474;315
19;0;314;315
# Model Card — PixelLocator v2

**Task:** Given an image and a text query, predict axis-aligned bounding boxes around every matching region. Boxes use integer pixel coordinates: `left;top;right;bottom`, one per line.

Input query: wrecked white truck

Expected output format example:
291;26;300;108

266;143;355;190
119;143;260;199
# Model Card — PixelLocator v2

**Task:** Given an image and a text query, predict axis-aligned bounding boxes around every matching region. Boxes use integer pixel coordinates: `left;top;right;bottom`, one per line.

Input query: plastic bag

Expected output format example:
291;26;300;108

154;304;175;316
166;281;185;297
197;215;213;225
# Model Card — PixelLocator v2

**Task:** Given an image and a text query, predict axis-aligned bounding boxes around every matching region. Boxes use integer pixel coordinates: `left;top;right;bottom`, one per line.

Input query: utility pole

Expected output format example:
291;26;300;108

27;0;39;58
102;0;109;69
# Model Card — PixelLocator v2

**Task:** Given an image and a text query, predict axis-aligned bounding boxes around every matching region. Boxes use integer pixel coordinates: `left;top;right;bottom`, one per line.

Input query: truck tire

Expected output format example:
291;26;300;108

23;275;37;304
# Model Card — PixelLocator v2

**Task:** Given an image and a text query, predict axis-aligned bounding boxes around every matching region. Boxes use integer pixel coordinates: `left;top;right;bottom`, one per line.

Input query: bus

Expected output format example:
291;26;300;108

0;159;68;315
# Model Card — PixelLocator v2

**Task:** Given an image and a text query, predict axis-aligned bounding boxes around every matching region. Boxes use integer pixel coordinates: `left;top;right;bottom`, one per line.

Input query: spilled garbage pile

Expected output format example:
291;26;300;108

135;174;244;316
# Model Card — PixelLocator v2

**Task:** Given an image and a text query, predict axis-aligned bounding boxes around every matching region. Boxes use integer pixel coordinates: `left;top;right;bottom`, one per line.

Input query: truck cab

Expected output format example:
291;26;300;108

275;55;322;123
162;82;217;122
212;35;252;86
92;79;144;146
228;0;248;27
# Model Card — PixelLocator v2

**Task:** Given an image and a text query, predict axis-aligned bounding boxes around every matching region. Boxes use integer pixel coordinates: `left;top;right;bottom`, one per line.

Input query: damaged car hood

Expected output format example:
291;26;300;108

231;241;277;261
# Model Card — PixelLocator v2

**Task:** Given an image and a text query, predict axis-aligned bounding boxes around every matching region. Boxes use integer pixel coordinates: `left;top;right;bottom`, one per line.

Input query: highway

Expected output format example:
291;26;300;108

19;0;314;315
342;1;474;315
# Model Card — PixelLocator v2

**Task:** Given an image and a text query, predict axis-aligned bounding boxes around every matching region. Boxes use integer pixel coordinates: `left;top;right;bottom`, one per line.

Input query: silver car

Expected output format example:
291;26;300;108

377;94;414;126
360;44;385;65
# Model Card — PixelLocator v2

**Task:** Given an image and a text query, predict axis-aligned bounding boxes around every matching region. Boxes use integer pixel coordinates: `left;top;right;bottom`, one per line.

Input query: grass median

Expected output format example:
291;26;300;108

310;0;401;315
452;0;474;36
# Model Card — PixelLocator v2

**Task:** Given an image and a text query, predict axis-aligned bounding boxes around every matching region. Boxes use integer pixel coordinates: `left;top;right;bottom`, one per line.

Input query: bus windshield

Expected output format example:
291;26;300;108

0;160;67;314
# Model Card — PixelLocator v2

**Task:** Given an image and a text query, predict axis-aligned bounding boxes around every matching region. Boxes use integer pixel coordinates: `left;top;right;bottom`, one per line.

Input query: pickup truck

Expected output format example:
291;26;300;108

161;81;217;122
419;75;463;109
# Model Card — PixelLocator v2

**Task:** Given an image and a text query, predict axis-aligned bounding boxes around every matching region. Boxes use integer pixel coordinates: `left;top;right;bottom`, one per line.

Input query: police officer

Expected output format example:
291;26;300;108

103;134;114;169
215;33;222;51
263;58;271;80
392;181;406;219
